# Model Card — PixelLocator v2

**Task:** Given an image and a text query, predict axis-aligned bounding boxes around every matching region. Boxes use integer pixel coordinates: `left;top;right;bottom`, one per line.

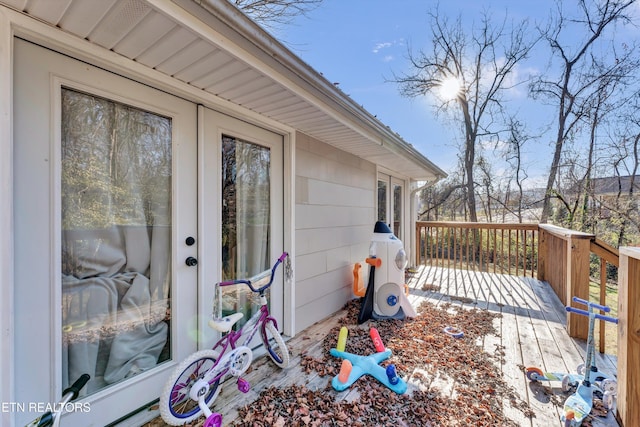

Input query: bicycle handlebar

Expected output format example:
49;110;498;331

565;306;618;324
27;374;90;427
571;296;610;313
219;252;288;293
62;374;90;401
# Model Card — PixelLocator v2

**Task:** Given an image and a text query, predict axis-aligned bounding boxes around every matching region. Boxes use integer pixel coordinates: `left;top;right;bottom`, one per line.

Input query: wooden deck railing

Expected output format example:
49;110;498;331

617;247;640;426
415;220;637;426
590;238;619;354
415;221;539;277
537;225;620;352
416;222;618;341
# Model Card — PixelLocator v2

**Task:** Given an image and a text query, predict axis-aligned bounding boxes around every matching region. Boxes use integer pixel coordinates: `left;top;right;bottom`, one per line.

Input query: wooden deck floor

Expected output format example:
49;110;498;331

141;266;619;427
407;266;619;427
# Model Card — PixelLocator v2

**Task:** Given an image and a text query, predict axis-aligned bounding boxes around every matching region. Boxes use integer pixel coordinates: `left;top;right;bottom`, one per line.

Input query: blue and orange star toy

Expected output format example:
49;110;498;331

329;326;407;394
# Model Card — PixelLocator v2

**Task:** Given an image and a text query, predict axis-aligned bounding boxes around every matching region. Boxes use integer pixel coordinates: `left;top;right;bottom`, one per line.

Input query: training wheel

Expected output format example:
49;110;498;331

203;413;222;427
237;377;251;393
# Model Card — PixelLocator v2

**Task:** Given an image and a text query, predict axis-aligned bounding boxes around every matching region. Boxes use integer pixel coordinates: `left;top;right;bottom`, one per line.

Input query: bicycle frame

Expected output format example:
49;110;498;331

204;298;273;386
202;252;288;386
214;301;275;348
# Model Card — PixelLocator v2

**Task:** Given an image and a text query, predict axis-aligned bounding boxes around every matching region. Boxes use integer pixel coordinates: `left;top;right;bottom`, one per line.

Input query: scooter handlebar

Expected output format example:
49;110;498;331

571;296;610;313
566;306;618;324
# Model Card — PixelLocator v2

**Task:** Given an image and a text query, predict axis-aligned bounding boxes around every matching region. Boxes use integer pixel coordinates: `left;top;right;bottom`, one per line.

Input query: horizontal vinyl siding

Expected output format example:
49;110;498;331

294;132;375;333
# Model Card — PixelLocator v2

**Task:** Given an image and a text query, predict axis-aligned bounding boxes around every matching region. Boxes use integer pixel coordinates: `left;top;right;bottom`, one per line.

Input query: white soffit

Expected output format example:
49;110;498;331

1;0;446;181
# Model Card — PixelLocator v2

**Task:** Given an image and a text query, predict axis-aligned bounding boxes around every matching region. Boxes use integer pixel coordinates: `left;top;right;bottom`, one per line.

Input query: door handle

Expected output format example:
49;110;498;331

185;256;198;267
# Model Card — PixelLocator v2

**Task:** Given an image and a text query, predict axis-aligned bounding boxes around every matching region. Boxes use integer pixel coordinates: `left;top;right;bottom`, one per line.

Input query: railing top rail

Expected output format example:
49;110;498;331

538;223;594;240
416;221;538;231
591;239;619;267
620;246;640;261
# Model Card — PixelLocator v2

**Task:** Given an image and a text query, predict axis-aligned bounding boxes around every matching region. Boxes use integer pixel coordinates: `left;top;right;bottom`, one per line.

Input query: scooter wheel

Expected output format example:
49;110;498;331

601;379;617;394
576;363;586;376
561;375;576;392
564;410;575;427
525;367;543;381
603;391;616;412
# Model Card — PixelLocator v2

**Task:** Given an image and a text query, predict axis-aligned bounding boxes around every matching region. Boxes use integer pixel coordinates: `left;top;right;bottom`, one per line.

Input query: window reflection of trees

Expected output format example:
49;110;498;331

221;135;271;327
221;135;271;281
61;88;172;393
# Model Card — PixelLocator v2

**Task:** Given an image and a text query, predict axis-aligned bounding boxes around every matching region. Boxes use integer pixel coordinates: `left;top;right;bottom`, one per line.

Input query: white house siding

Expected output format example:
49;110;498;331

294;132;376;332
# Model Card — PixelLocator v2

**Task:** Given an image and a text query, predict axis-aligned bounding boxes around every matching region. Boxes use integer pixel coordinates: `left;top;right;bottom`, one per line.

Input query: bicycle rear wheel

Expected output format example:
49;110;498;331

262;320;290;368
159;349;221;426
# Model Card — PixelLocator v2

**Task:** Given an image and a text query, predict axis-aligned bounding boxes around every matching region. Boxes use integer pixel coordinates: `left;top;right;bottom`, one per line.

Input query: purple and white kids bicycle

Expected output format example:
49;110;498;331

159;252;291;427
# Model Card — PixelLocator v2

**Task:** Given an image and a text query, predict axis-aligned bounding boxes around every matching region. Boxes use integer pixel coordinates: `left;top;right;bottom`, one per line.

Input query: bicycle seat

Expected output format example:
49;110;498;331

208;312;244;333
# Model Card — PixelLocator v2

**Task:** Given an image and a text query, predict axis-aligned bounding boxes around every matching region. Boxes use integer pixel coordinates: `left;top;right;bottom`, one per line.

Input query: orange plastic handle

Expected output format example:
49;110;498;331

352;263;365;297
365;257;382;267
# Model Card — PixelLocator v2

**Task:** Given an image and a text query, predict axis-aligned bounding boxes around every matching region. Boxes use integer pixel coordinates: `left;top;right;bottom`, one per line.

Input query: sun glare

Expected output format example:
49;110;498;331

439;76;462;101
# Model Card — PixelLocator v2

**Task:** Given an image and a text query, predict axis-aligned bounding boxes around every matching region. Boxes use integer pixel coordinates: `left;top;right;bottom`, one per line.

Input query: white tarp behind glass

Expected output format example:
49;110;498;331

61;88;172;393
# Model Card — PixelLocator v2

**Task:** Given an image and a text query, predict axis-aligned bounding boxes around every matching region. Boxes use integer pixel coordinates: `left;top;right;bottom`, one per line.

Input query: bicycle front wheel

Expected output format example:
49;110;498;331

262;320;290;369
159;349;221;426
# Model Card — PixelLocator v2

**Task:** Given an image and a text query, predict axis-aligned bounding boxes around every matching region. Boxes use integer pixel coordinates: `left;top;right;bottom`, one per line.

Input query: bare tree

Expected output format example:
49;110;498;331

394;7;536;222
230;0;322;29
503;118;531;222
605;98;640;245
419;172;466;221
530;0;638;223
476;155;496;222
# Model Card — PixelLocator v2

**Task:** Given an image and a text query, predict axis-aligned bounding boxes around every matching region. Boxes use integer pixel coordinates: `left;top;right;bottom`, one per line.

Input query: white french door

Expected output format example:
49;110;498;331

13;39;198;426
199;108;284;350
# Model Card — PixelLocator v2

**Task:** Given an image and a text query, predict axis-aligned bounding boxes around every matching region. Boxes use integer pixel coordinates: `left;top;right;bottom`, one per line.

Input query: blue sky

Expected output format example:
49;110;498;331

276;0;640;185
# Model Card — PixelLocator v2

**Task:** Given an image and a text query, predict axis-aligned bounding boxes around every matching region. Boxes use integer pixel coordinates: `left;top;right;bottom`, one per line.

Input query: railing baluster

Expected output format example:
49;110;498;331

599;257;606;354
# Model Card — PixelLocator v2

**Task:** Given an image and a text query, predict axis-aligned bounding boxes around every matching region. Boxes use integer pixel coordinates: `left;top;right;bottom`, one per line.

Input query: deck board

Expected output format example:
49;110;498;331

141;266;619;427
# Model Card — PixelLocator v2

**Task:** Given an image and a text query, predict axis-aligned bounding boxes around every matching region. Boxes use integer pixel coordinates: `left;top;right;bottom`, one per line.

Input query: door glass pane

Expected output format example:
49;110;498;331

61;88;172;395
393;183;403;239
221;135;271;326
377;179;387;223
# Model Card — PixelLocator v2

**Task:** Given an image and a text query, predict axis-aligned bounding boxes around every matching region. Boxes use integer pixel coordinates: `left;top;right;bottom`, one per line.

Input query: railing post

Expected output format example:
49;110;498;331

538;224;592;340
537;227;548;282
566;234;591;340
617;247;640;427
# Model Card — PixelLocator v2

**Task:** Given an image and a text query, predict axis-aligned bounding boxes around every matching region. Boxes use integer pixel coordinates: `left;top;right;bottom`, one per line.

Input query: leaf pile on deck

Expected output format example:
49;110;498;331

233;299;534;426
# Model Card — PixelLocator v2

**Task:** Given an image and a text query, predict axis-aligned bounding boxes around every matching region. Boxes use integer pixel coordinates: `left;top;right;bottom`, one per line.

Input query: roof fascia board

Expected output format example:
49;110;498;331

164;0;384;139
4;5;295;137
166;0;446;178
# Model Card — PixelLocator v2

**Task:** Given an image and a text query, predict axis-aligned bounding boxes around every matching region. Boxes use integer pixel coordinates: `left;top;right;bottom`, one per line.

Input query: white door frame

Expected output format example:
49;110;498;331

198;106;285;350
13;38;199;426
1;9;296;425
